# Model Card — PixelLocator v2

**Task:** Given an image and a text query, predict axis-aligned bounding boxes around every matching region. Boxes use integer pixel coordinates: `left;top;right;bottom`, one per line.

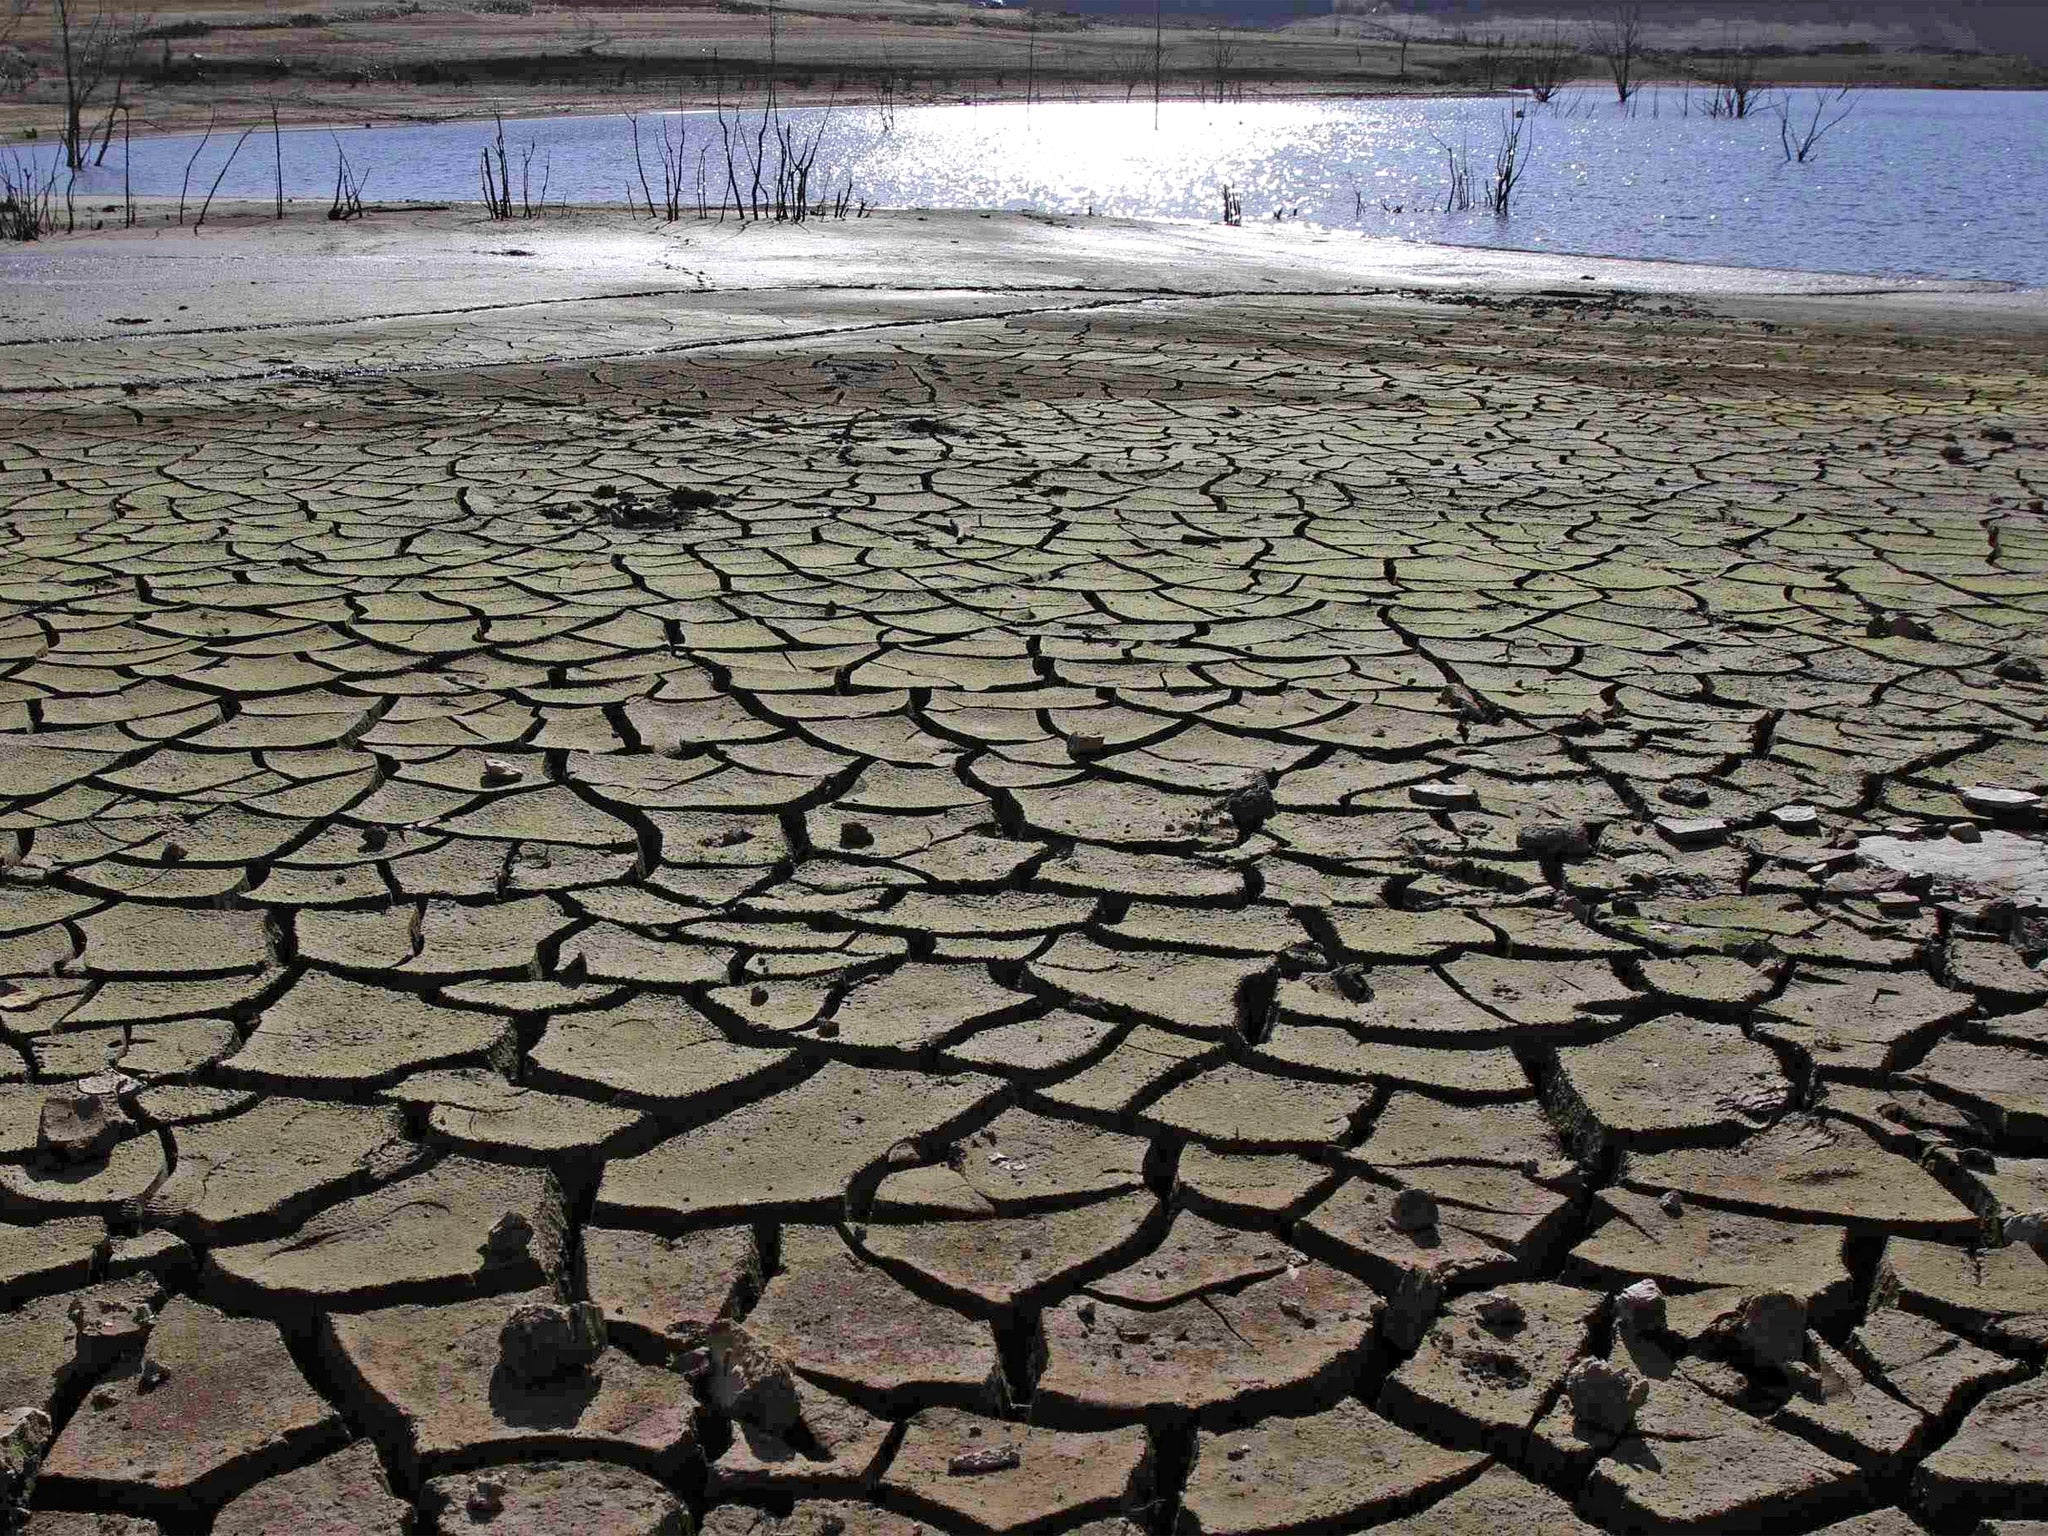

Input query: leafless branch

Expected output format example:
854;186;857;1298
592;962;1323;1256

1701;30;1763;119
1520;25;1577;104
1777;86;1857;162
51;0;149;170
1596;3;1643;105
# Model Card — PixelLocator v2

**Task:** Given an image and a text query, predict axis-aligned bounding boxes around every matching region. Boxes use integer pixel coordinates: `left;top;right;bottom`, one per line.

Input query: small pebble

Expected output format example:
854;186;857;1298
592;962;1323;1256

1518;821;1592;858
1658;779;1712;809
1615;1277;1666;1333
1390;1186;1439;1233
468;1477;506;1518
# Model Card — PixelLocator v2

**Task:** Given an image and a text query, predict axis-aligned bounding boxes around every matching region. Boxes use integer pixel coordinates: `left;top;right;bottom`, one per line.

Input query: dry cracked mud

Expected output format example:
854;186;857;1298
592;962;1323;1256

1;225;2047;1536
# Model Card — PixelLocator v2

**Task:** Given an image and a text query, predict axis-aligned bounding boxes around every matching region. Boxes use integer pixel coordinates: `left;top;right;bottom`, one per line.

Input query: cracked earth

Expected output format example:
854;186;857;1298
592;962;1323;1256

1;224;2047;1536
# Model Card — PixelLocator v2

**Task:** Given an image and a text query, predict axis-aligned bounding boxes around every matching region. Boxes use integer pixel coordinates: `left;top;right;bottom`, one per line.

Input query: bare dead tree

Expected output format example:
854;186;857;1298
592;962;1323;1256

51;0;146;170
175;106;214;225
1777;86;1856;162
1486;108;1531;213
194;124;252;231
1385;12;1412;81
1595;2;1643;106
269;98;284;218
1150;0;1161;127
1107;48;1148;102
1429;109;1531;216
1475;31;1506;93
1521;25;1576;104
0;151;58;240
1;0;35;95
629;109;694;221
479;111;512;218
1429;127;1472;212
1023;8;1036;108
1701;35;1762;118
328;138;367;219
1205;25;1238;104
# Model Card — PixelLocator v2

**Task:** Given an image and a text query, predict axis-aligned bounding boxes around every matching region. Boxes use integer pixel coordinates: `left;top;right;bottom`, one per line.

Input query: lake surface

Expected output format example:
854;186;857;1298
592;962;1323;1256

16;88;2046;286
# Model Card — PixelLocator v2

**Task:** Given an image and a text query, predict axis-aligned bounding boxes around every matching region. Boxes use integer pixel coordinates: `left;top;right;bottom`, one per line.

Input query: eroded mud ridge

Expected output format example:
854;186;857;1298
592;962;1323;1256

1;295;2046;1536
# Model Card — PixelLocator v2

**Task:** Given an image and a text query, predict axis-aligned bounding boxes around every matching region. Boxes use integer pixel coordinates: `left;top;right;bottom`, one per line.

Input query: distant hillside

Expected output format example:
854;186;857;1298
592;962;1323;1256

1050;0;2048;64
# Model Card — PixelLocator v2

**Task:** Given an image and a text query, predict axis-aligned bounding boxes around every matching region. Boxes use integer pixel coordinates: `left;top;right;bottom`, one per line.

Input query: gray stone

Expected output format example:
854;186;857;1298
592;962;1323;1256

1565;1357;1648;1435
498;1300;606;1386
705;1322;801;1436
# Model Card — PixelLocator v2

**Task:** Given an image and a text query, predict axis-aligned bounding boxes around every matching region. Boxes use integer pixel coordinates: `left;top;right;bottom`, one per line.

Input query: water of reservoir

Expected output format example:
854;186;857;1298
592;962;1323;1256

14;88;2045;286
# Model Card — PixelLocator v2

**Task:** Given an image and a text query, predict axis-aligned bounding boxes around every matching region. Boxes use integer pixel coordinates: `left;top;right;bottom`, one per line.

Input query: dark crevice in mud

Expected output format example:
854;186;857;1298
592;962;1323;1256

1233;965;1280;1049
1140;1414;1197;1536
993;1306;1048;1415
1142;1136;1183;1203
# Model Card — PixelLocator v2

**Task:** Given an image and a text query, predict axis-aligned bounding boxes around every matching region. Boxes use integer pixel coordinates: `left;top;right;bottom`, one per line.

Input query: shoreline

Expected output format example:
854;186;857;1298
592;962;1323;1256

3;206;2044;389
28;194;2044;299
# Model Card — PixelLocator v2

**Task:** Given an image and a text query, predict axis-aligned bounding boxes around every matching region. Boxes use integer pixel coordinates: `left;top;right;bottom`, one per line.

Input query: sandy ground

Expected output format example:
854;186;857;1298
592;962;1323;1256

1;211;2047;1535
